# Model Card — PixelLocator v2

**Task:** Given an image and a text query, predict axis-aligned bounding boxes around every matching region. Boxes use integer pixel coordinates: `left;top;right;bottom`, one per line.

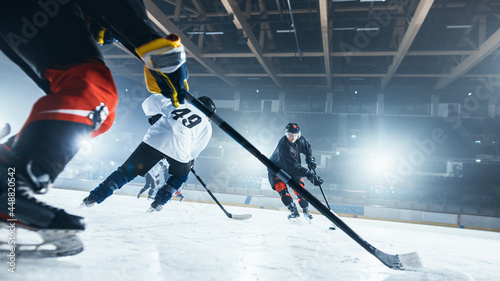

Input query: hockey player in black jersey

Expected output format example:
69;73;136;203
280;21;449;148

268;123;323;221
0;0;192;257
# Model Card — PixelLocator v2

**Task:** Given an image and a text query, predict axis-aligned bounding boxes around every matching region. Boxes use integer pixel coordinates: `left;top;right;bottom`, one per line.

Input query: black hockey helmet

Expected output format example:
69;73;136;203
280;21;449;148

285;123;301;137
198;96;216;114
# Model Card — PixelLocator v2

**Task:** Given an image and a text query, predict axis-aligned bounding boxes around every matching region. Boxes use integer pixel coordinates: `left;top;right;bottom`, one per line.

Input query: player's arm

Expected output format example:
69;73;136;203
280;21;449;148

136;34;188;107
299;136;317;170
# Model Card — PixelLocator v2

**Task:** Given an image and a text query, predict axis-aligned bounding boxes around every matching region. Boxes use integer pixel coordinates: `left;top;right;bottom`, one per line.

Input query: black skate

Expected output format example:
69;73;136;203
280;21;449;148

137;193;141;198
146;200;163;212
287;202;300;222
80;194;96;208
0;165;85;257
178;194;184;202
303;207;313;223
288;212;300;222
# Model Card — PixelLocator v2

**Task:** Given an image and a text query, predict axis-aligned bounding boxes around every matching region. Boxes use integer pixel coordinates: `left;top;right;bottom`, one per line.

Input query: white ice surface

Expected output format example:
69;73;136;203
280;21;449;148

1;188;499;281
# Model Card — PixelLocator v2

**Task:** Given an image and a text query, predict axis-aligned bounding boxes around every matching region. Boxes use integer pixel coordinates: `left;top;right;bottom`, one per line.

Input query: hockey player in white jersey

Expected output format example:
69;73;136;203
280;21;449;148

81;94;215;212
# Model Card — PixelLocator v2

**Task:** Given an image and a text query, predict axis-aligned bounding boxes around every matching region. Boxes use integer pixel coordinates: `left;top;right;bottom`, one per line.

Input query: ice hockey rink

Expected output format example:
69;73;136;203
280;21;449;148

1;188;499;281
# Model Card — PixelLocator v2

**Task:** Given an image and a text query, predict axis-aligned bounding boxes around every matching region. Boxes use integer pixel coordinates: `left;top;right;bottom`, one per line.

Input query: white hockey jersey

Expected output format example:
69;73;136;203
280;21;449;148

142;94;212;163
147;161;163;178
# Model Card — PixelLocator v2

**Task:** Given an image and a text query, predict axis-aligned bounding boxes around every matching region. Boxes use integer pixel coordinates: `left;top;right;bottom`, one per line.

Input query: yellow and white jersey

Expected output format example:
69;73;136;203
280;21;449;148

142;94;212;163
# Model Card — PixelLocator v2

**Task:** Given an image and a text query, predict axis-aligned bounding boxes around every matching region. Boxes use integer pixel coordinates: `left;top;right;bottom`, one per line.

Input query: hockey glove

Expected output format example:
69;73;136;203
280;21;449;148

148;114;162;125
306;156;317;170
136;34;188;107
306;171;323;186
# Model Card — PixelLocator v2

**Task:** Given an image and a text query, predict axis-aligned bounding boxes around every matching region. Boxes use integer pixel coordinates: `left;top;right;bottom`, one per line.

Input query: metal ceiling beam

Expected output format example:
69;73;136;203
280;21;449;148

144;0;236;87
227;50;476;57
220;0;282;87
435;27;500;89
185;72;479;78
381;0;434;88
319;0;331;88
159;2;404;19
104;49;477;60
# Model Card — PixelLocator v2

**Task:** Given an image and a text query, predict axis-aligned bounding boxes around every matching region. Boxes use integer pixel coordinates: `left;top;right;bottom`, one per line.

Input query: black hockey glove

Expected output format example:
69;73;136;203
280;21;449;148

306;156;317;170
148;114;162;125
306;171;323;186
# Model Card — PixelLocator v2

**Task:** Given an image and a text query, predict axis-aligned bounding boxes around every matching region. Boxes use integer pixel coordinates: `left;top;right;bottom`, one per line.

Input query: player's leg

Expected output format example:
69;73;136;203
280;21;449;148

147;181;156;199
291;179;313;220
83;142;164;206
138;173;154;198
0;1;115;232
269;173;299;219
149;157;190;211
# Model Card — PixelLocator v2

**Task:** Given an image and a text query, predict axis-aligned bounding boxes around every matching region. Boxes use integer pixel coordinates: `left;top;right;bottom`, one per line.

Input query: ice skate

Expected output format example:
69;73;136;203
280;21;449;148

287;202;300;222
178;194;184;202
147;200;163;212
80;194;96;208
0;163;85;257
147;184;175;212
303;207;313;223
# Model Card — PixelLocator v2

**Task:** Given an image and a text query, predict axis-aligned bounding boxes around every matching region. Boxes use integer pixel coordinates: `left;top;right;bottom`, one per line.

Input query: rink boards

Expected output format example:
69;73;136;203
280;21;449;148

54;177;500;231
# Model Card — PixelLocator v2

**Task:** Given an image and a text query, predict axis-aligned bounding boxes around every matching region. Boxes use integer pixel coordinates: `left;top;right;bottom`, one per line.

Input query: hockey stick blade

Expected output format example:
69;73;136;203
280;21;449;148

191;168;252;220
229;213;252;220
0;123;11;140
186;92;422;270
375;250;422;270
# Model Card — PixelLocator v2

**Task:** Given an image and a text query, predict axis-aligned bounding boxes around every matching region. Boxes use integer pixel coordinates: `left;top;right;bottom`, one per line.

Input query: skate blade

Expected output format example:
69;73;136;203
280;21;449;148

304;216;312;224
0;229;83;258
146;206;162;213
79;200;95;208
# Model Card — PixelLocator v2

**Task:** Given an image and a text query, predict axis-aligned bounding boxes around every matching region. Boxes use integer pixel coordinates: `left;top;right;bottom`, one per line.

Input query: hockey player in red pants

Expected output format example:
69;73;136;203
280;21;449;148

0;0;192;257
268;123;324;221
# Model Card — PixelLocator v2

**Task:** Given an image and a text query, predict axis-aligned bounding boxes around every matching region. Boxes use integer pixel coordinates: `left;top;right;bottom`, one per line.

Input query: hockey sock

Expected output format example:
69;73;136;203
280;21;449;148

90;170;128;203
154;185;176;205
298;198;309;209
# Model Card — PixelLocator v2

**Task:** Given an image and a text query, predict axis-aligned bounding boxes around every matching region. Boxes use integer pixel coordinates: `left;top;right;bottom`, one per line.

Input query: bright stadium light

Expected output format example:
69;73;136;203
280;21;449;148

365;152;395;176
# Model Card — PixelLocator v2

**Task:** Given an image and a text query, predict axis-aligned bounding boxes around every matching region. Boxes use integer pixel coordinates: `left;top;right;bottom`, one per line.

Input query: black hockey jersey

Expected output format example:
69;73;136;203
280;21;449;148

270;135;313;179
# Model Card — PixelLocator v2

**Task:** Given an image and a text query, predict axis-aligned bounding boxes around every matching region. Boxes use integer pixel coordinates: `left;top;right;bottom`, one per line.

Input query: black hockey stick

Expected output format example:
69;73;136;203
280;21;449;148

309;166;332;209
0;123;10;141
186;92;421;270
309;166;336;230
191;168;252;220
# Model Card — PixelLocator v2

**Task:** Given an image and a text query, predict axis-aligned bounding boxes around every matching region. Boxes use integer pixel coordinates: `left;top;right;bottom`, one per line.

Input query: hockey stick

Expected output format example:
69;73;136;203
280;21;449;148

186;92;421;270
309;166;336;230
0;123;10;141
309;167;332;209
190;168;252;220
